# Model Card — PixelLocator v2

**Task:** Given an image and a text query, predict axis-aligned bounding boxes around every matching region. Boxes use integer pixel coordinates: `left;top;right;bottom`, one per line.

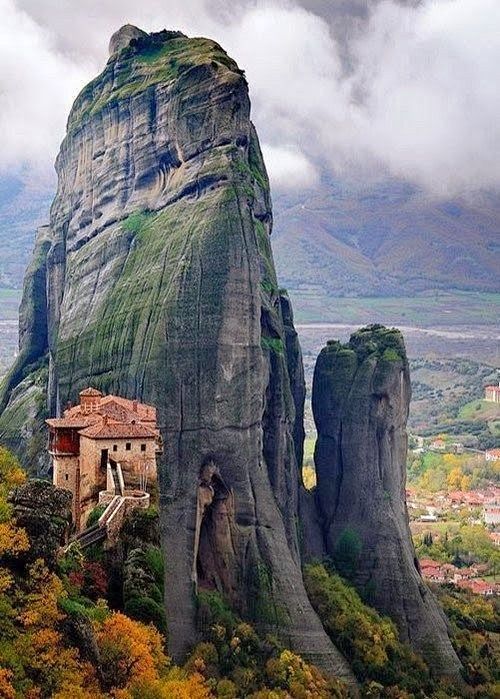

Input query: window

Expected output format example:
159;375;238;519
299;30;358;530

65;474;69;481
126;442;131;451
113;444;118;452
141;443;146;452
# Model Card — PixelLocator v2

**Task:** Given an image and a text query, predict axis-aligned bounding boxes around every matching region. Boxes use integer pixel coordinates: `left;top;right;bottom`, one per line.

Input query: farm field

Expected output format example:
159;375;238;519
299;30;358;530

290;290;500;331
0;288;20;319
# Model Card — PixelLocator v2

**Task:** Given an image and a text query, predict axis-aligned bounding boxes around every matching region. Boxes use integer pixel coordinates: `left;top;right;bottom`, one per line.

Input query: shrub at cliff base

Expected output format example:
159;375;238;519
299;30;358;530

435;586;500;694
304;563;434;695
188;589;348;698
123;545;167;634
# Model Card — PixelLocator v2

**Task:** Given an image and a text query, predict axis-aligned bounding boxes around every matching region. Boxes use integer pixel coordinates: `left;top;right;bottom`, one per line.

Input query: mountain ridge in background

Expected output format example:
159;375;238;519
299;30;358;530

273;177;500;298
0;174;53;289
2;173;499;301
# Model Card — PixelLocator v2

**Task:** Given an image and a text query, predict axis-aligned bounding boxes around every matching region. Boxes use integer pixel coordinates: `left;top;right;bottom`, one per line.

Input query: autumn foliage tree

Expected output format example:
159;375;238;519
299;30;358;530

96;611;167;692
304;563;431;694
0;446;29;563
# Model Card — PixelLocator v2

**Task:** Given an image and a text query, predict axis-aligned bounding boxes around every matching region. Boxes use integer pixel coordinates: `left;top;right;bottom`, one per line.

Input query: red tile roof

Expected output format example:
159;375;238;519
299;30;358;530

46;388;158;441
64;396;156;422
419;558;440;569
64;395;156;422
46;416;98;429
457;579;495;595
79;421;157;439
99;395;156;422
99;402;143;424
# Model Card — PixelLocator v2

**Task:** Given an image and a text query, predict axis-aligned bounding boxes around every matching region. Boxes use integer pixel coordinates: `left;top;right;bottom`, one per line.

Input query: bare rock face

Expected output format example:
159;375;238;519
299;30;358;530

0;28;355;684
311;325;461;676
108;24;148;56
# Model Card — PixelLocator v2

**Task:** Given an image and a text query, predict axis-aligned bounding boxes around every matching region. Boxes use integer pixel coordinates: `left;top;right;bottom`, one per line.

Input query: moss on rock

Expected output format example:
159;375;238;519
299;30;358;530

69;33;242;131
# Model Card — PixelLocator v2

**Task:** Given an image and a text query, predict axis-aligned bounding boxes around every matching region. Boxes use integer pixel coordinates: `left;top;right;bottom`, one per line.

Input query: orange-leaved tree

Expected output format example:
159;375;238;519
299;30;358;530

14;559;100;697
96;611;168;693
0;446;29;561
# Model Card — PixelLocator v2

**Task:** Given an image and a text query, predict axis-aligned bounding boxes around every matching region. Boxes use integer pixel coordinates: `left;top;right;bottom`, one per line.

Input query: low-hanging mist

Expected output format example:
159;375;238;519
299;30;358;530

1;0;500;197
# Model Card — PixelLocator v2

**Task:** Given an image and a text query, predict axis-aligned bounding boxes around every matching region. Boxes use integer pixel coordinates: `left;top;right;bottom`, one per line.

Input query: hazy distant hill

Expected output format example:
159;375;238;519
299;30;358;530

272;178;500;297
0;175;52;288
1;174;499;301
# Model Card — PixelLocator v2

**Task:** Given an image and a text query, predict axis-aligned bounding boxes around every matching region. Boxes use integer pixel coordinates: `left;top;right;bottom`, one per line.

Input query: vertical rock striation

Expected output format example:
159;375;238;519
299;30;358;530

311;325;461;676
0;26;354;684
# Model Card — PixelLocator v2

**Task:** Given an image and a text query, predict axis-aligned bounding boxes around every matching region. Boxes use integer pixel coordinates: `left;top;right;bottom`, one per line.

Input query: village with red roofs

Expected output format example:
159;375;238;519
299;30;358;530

405;380;500;597
409;486;499;594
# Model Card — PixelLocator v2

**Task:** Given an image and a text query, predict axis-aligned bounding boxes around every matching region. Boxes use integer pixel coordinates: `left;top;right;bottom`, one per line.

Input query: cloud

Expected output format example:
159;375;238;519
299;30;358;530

262;144;320;189
2;0;500;196
350;0;500;194
0;0;92;174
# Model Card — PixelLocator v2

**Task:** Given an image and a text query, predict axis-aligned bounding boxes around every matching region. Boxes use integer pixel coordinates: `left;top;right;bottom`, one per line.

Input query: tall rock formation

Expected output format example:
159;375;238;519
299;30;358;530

311;325;461;676
0;26;354;683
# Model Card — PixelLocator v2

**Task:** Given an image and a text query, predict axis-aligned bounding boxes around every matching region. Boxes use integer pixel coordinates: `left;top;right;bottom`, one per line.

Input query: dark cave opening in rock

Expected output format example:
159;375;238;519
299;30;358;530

196;462;235;594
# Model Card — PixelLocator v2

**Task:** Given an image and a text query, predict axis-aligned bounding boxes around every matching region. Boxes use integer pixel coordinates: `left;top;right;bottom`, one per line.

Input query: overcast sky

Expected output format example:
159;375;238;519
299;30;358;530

1;0;499;196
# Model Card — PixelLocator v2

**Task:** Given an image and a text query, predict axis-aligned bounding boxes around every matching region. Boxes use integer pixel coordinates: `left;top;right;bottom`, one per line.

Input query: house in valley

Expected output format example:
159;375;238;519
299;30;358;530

457;579;496;596
430;437;446;450
485;383;500;403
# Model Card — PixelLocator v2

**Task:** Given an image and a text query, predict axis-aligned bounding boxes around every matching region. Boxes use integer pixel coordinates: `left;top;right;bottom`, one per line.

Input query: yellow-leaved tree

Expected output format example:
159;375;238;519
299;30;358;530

14;559;100;697
447;466;463;490
96;611;168;692
0;446;29;562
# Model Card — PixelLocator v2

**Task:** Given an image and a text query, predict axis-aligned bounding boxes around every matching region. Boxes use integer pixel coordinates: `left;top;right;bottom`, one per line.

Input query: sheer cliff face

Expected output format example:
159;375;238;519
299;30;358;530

312;326;461;676
0;26;354;682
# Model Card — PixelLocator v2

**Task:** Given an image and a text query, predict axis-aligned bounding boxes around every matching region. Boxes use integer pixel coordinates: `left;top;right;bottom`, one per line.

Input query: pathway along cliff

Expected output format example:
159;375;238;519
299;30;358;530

0;25;460;684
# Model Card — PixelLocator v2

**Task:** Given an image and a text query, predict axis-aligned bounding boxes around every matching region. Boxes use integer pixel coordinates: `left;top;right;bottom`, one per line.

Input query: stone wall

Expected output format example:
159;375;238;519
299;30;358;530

79;436;106;527
77;435;157;527
53;454;79;524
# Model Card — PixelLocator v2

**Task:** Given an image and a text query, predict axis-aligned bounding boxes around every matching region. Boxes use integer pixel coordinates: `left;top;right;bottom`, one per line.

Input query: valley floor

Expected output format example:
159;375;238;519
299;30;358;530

290;289;500;331
2;288;499;441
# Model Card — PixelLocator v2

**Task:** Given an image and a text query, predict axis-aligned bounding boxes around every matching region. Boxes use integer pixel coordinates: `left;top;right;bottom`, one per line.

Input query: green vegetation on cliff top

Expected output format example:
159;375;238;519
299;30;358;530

322;324;406;367
70;33;242;130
